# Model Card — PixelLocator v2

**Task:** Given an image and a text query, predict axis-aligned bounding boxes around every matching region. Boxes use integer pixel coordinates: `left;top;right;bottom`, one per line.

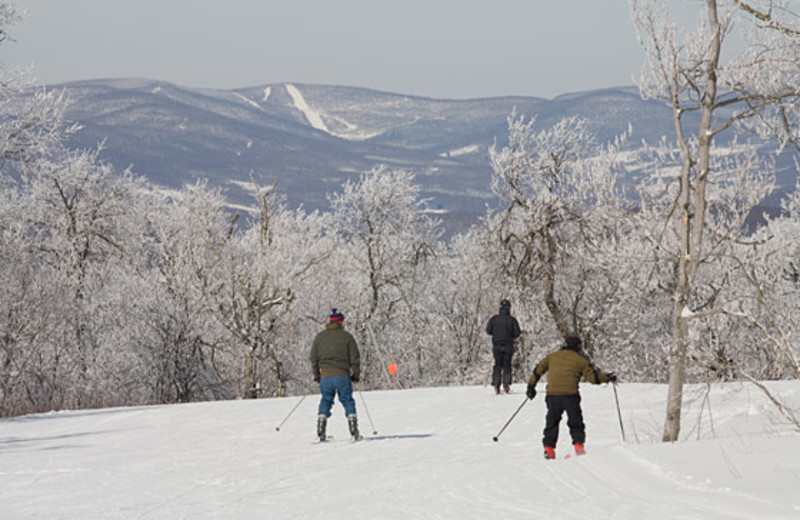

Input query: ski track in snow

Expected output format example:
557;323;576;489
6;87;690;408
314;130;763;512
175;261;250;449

0;383;798;519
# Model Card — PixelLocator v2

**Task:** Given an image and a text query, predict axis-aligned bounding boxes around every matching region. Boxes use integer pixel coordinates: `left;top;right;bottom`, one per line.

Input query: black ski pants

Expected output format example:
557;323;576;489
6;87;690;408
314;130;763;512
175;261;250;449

491;347;513;389
542;394;586;448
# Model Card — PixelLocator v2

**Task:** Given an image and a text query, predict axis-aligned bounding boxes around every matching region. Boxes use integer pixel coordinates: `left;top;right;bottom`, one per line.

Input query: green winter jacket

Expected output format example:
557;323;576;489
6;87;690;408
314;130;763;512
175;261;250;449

528;348;609;395
310;323;360;379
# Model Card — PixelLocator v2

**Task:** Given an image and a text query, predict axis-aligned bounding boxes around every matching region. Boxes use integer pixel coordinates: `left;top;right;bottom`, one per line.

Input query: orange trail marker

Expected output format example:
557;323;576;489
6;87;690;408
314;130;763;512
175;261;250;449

387;362;398;389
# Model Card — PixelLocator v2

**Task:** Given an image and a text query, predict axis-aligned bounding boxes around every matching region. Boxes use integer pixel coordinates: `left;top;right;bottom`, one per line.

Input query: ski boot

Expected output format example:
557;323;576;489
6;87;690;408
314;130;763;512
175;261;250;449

503;386;511;394
347;413;361;441
316;414;327;442
494;386;501;395
544;446;556;460
573;443;586;456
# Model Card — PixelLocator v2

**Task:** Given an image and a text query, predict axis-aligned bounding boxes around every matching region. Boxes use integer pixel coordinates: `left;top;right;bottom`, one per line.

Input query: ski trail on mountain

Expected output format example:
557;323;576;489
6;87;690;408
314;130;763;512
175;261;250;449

286;83;329;133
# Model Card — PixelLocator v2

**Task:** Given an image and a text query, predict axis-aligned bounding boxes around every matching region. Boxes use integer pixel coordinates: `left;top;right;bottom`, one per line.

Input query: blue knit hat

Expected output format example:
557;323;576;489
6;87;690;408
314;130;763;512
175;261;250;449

329;308;344;323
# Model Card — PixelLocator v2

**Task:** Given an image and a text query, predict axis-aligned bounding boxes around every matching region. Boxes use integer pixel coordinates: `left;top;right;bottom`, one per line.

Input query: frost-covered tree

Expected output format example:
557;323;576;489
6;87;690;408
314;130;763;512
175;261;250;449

489;113;632;359
721;187;800;428
206;182;332;398
120;182;233;404
16;148;149;408
328;165;441;386
632;0;800;441
0;8;78;169
0;188;52;415
425;226;509;385
0;5;149;412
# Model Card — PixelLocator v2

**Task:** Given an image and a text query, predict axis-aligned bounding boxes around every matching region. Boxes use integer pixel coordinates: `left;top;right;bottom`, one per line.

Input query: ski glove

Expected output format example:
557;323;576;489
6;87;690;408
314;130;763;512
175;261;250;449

351;374;359;383
606;372;617;383
313;372;320;383
526;384;537;400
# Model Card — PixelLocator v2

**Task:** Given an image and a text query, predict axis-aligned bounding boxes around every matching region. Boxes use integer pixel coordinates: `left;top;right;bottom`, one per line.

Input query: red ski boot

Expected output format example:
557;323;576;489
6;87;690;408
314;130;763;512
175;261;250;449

573;443;586;456
544;446;556;460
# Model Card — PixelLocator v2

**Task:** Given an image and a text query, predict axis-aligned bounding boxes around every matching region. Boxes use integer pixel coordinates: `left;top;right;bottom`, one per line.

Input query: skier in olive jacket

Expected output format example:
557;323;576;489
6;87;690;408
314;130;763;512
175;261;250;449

486;299;521;394
525;335;616;459
310;308;361;441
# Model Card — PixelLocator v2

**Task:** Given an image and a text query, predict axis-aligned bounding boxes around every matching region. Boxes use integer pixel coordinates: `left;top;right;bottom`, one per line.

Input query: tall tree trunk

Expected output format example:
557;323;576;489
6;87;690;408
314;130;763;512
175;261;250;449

662;0;721;442
542;213;570;338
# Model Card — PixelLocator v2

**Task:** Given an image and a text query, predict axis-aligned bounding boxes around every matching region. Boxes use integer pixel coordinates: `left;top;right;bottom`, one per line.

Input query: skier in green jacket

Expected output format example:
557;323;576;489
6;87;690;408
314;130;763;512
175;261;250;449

310;308;361;441
526;335;616;459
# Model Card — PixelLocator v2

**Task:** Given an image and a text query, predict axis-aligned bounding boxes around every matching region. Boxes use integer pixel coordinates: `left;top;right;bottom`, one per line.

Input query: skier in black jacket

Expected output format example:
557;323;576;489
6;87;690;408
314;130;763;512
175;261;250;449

486;299;521;394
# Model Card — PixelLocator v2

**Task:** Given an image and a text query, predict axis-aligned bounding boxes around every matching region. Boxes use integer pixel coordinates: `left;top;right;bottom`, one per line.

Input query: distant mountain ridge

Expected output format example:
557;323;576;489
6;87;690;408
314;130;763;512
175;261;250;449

52;79;791;232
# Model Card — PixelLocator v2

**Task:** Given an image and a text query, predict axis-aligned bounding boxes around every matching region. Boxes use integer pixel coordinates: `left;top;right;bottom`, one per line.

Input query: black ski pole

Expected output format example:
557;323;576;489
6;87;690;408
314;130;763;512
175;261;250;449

492;396;529;442
355;383;378;435
612;382;626;442
275;394;308;431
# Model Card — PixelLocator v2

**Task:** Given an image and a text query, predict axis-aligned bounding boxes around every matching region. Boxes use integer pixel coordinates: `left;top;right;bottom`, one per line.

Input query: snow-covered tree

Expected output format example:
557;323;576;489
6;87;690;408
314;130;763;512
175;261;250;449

631;0;800;441
719;187;800;428
119;182;233;404
327;165;441;386
206;182;333;398
0;7;78;169
17;148;149;409
425;226;508;385
489;113;632;360
0;5;142;413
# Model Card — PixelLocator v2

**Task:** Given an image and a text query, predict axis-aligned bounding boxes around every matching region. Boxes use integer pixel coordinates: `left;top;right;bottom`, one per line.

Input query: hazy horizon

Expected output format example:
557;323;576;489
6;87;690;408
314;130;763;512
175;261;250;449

4;0;703;100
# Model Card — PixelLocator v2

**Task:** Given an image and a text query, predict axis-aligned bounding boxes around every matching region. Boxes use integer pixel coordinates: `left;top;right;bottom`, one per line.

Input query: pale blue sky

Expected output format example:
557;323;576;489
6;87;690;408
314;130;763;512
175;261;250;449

5;0;698;99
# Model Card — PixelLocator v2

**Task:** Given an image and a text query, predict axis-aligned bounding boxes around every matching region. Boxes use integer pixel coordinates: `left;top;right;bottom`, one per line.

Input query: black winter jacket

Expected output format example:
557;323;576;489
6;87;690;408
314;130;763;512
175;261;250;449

486;310;521;350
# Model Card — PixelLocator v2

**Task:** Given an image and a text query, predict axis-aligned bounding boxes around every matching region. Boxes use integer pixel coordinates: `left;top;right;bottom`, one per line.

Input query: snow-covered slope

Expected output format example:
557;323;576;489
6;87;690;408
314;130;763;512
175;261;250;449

2;382;798;519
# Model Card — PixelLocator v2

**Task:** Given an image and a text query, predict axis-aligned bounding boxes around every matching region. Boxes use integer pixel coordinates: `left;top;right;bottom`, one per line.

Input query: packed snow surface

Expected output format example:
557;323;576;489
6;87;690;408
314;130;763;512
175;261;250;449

1;382;798;519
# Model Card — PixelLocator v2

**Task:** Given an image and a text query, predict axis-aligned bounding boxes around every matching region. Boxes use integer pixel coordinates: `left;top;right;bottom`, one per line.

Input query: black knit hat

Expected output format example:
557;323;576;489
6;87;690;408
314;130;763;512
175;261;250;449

565;335;582;351
499;299;511;310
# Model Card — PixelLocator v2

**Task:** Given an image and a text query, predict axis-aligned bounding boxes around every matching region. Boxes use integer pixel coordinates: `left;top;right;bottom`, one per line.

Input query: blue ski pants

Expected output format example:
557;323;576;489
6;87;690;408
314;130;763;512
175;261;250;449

318;375;357;417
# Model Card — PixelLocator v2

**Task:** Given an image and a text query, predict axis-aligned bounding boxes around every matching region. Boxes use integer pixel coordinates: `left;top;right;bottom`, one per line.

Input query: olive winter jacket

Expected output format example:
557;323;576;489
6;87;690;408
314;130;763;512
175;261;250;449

310;323;360;379
528;348;609;395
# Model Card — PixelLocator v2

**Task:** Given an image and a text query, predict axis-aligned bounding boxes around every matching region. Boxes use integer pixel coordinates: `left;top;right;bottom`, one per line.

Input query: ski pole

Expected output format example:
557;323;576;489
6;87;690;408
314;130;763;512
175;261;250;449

492;396;529;442
275;394;308;431
355;383;378;435
612;382;626;442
